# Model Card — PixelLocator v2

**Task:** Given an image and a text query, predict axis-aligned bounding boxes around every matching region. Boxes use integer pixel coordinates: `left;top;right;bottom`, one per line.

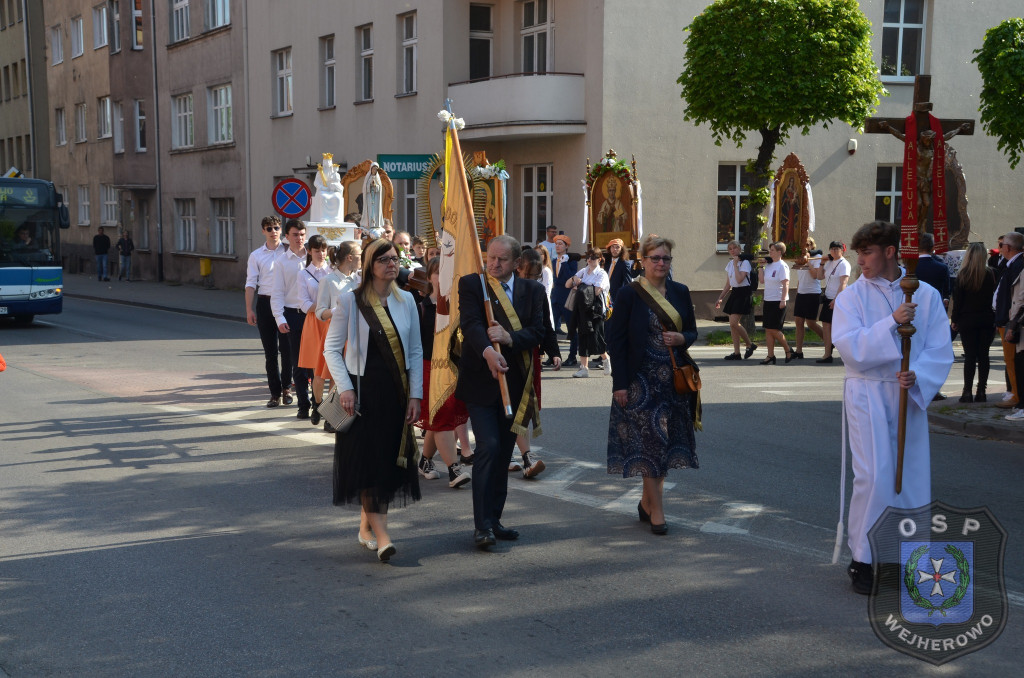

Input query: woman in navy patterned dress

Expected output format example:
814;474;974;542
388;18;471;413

606;237;698;535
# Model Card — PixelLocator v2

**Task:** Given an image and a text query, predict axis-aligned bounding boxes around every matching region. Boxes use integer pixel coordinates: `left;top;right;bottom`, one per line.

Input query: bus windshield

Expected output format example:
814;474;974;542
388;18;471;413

0;205;59;266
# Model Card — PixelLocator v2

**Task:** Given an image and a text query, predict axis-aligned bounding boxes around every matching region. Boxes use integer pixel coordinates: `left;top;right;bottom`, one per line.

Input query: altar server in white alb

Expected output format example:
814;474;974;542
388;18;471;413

832;220;953;595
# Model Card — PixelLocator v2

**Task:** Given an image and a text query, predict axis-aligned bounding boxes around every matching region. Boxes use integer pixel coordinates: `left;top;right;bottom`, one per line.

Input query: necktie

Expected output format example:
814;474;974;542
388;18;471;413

556;258;561;277
501;281;512;302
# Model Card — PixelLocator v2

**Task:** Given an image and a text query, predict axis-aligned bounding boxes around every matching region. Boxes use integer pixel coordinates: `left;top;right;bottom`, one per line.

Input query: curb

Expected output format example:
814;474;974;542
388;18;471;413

64;293;243;324
929;410;1023;444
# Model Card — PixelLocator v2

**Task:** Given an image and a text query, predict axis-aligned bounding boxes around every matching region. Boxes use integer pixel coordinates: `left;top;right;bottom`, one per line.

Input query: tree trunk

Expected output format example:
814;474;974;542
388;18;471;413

740;125;781;336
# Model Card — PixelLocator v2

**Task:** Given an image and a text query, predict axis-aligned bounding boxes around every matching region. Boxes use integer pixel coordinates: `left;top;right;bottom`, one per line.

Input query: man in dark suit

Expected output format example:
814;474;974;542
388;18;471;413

457;235;546;549
915;233;950;304
994;232;1024;408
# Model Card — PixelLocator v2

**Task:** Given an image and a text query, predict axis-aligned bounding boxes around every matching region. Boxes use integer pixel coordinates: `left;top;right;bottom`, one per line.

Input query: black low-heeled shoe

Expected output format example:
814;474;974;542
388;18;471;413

760;356;777;365
638;501;651;523
651;523;668;535
784;352;794;364
310;402;321;426
744;343;758;359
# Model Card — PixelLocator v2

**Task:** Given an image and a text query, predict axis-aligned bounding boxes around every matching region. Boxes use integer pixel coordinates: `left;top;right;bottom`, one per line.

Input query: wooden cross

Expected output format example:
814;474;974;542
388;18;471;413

865;74;975;137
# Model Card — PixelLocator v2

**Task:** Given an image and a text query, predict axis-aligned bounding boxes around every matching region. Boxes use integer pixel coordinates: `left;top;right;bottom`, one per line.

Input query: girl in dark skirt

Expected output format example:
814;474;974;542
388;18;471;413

714;240;757;360
759;241;793;364
322;239;423;562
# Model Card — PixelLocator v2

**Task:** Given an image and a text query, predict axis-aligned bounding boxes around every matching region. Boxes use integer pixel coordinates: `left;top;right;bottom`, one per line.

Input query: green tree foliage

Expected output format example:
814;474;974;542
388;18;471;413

678;0;884;253
973;19;1024;170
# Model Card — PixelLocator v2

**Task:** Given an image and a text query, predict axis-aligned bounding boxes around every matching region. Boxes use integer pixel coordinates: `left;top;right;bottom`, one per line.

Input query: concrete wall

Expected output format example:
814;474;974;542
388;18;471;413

1;0;49;179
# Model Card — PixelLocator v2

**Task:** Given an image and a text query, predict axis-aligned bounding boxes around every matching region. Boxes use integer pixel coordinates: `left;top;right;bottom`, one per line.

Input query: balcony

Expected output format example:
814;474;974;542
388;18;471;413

447;72;586;141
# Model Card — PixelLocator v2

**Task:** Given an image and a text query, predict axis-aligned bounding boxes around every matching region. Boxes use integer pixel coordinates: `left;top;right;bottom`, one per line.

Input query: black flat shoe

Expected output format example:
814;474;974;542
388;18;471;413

493;523;519;541
282;391;294;405
760;356;776;365
310;402;321;426
266;397;280;408
816;356;833;364
651;523;668;535
638;501;651;523
460;452;476;465
784;352;794;364
562;357;579;368
296;407;310;420
744;343;758;359
723;352;741;361
474;529;496;549
792;351;804;359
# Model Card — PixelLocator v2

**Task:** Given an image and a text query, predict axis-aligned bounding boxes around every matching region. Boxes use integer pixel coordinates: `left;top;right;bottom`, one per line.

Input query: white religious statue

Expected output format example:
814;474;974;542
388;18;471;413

362;162;385;237
310;153;344;224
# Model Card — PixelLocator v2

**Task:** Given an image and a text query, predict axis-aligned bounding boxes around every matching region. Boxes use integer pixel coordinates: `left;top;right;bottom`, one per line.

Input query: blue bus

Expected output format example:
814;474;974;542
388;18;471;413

0;177;71;324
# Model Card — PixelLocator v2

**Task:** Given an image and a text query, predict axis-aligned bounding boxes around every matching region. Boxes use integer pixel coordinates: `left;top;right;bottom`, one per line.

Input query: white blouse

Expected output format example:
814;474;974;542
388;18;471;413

574;265;610;293
315;269;359;320
762;260;790;302
726;259;751;288
796;258;823;295
823;257;851;299
298;263;330;313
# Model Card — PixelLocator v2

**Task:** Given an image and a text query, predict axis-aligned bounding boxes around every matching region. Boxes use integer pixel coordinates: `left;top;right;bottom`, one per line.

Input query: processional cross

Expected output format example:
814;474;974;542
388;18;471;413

864;74;975;493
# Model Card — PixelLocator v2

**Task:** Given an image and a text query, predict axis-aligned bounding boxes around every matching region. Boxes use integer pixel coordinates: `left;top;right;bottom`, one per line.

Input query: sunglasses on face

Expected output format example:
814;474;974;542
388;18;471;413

265;226;281;231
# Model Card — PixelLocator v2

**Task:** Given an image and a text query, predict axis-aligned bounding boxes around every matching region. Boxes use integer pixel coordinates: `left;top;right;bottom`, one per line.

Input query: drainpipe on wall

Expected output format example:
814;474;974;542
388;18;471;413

150;0;164;281
21;0;36;178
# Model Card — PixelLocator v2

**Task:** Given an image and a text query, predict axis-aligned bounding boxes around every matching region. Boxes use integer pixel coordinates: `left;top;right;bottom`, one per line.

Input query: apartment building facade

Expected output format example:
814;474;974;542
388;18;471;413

246;0;1024;313
1;0;50;179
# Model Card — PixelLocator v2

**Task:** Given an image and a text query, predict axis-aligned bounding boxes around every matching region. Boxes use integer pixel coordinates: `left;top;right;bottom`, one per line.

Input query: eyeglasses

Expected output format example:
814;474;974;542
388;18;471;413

375;255;400;264
645;255;673;264
264;226;281;231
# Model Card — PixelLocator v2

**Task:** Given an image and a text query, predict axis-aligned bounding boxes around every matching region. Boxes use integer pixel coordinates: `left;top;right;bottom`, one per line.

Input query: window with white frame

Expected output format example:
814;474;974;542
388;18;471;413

716;164;753;251
320;35;335;108
55;108;67;145
131;0;143;49
134;99;146;151
171;0;189;42
112;101;124;152
404;180;417;233
71;16;84;57
211;198;235;254
97;96;112;138
469;4;492;80
521;164;552;245
358;25;373;101
101;184;118;224
881;0;925;80
77;185;90;225
171;93;193;148
273;47;292;115
74;103;87;142
51;25;64;64
175;199;197;251
521;0;552;74
875;165;903;225
205;0;228;29
208;84;231;143
93;4;108;48
399;12;417;94
109;0;121;52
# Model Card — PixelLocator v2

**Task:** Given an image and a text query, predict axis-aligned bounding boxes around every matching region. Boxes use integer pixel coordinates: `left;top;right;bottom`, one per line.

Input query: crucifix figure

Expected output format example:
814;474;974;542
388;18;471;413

865;75;974;256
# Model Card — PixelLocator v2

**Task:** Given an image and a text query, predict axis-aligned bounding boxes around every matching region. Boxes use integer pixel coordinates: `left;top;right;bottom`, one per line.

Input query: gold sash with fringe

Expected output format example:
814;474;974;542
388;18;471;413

360;292;419;468
485;274;541;437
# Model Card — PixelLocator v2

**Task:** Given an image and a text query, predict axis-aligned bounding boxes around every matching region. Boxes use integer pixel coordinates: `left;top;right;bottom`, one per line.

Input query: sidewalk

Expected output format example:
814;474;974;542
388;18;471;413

62;272;1022;445
62;272;244;323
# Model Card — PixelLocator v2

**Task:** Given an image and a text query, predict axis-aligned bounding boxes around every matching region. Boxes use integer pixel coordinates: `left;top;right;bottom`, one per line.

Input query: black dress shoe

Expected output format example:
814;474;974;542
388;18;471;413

310;402;321;426
650;523;668;535
760;356;776;365
743;343;758;359
638;501;651;523
460;451;476;465
474;529;496;549
297;406;310;420
266;397;280;408
792;351;804;359
542;357;555;367
562;356;579;367
493;523;519;540
784;352;794;364
723;352;741;360
848;559;873;595
282;391;294;405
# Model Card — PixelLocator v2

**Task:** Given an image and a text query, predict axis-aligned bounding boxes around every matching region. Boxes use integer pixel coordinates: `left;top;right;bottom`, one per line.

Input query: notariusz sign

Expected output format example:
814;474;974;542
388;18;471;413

376;154;434;179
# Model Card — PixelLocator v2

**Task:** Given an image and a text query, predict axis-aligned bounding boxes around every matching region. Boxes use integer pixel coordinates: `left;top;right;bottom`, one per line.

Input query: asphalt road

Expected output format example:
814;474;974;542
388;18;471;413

0;299;1020;677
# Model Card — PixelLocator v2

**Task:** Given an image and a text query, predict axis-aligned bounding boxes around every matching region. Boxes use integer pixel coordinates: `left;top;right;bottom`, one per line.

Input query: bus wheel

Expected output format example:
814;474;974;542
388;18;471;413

13;315;35;325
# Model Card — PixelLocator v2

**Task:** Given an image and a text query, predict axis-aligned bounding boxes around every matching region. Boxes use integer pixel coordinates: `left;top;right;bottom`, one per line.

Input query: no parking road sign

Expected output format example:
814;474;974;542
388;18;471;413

272;178;312;219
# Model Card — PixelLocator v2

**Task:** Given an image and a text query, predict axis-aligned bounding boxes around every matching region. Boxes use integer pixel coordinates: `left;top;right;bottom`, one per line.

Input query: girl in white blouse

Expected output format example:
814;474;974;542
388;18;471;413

566;247;612;377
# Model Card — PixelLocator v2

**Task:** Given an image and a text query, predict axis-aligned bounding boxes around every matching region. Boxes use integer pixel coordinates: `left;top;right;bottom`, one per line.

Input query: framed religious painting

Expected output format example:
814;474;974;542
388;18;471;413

341;159;395;224
769;153;812;259
586;149;639;252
